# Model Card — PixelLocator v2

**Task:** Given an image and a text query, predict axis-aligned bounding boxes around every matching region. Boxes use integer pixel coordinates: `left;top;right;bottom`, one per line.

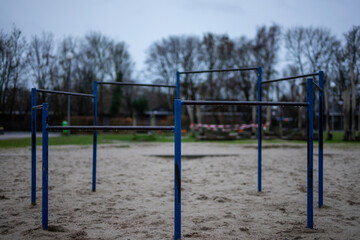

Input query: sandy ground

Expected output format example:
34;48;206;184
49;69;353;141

0;142;359;239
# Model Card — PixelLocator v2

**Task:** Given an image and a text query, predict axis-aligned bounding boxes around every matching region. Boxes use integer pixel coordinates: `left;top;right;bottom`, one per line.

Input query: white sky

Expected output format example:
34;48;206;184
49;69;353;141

1;0;359;77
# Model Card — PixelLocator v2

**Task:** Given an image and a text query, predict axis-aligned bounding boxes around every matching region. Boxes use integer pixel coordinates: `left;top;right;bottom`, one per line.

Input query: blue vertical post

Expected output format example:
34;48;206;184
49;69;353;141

42;103;49;230
92;81;98;192
176;71;180;99
257;67;262;192
307;78;314;229
318;71;324;208
31;88;37;205
174;99;182;240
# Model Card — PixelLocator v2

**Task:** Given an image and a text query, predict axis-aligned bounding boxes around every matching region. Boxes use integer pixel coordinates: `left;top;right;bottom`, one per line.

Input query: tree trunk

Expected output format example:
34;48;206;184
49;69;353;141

9;86;17;119
324;77;332;140
358;100;360;141
265;86;272;133
196;105;202;125
276;83;282;138
252;106;257;136
186;105;195;136
350;66;356;141
132;112;137;139
343;86;351;140
100;86;104;125
298;82;305;136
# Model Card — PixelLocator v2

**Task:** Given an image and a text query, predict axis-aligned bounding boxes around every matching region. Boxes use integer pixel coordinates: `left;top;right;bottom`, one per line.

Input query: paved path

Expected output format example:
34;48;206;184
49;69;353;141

0;132;61;140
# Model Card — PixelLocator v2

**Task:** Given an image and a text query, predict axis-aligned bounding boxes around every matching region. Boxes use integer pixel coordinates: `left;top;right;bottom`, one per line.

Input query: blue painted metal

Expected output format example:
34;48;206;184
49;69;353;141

181;100;308;106
318;71;324;208
97;82;176;88
262;73;318;85
307;78;314;229
257;67;262;192
42;103;49;230
179;67;258;74
36;89;94;98
174;99;182;240
31;88;37;205
176;71;180;99
92;81;98;192
48;125;174;131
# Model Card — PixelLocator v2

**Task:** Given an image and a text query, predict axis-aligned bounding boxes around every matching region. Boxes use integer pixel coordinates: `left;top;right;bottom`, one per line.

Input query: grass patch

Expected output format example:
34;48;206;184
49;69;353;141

0;131;358;149
0;133;195;149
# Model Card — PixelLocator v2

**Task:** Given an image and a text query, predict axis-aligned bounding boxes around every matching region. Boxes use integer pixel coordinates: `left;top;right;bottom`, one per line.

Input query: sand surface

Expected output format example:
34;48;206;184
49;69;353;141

0;142;359;239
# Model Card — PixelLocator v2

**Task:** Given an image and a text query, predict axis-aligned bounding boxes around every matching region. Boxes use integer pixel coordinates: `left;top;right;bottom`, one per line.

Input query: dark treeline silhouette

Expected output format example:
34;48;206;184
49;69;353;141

0;24;359;140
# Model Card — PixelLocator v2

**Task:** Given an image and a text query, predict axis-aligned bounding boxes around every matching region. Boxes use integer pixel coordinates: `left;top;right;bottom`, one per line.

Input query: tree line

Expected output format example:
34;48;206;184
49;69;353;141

0;24;359;140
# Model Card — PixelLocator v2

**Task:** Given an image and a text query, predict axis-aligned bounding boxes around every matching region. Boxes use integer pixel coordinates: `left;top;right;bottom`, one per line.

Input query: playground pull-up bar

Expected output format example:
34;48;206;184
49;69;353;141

259;71;324;210
174;78;316;239
47;125;174;131
91;80;179;193
36;89;95;98
31;87;95;206
181;100;309;107
96;82;176;88
179;67;258;75
261;73;318;85
40;101;174;230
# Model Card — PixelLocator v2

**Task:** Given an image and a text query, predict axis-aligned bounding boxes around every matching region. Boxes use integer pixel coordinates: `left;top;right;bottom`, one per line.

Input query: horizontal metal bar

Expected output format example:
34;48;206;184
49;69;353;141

37;89;94;98
181;100;309;107
47;126;175;131
97;82;176;88
32;105;43;110
262;73;318;85
313;82;322;91
179;67;258;75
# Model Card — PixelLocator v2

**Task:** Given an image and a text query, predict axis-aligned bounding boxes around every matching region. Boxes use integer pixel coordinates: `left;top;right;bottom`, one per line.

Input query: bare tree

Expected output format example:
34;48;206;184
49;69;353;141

232;37;257;132
303;27;339;140
79;32;112;121
55;36;77;117
146;35;200;129
58;37;76;90
27;32;58;104
108;41;134;116
331;45;349;138
284;27;307;134
146;36;181;109
253;24;282;132
108;41;133;82
344;26;360;141
281;65;302;137
0;26;27;117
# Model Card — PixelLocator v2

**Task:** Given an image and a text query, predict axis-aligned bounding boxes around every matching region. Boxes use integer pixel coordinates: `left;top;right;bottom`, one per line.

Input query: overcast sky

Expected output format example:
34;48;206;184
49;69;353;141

1;0;359;76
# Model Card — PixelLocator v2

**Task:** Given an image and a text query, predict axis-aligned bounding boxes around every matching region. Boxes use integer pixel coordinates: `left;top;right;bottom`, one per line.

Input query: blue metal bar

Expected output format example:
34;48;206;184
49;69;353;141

262;73;318;85
257;67;262;192
176;71;180;99
93;81;98;192
318;71;324;208
181;100;309;107
36;89;94;98
174;99;182;240
42;103;49;230
179;67;258;74
97;81;176;88
31;88;36;205
47;126;175;131
307;78;314;229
